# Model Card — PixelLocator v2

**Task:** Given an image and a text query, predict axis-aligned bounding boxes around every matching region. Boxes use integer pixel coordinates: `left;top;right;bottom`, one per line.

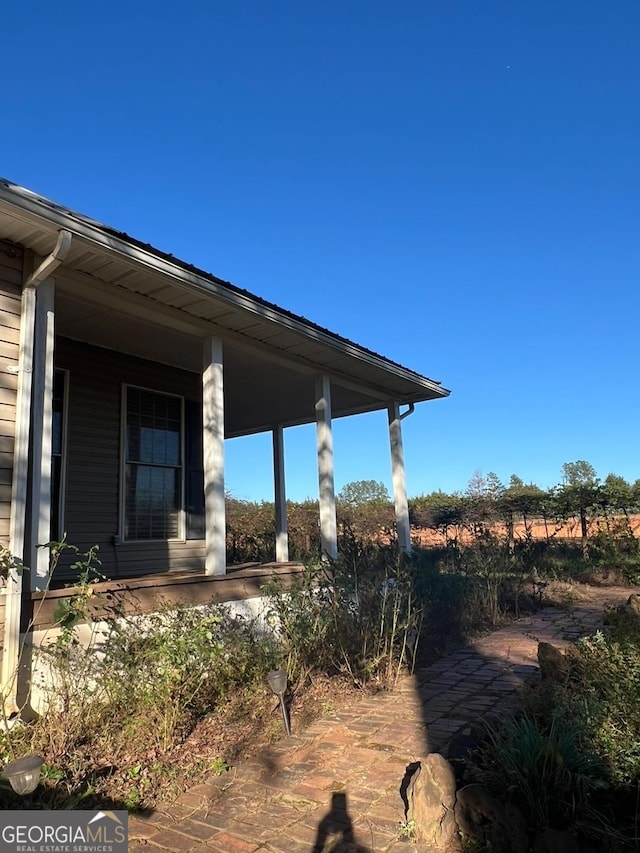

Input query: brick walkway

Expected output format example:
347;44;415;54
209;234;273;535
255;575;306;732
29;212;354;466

129;587;636;853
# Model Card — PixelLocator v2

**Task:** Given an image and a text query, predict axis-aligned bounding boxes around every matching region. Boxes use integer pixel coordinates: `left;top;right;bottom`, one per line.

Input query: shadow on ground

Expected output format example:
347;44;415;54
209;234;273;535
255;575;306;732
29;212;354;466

125;586;637;852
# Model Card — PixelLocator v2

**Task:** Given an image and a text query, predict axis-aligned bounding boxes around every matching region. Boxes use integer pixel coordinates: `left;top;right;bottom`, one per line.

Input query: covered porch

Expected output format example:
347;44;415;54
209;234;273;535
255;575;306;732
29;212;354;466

0;179;448;592
0;179;450;710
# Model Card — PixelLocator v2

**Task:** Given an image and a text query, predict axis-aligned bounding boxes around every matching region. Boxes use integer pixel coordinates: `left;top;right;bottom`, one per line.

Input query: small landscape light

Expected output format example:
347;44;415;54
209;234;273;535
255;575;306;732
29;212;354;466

267;669;291;736
2;754;44;795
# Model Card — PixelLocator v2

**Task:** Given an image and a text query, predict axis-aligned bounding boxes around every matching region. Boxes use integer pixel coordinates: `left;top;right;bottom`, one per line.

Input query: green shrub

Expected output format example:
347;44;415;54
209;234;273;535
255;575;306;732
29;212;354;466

522;610;640;793
1;591;279;809
510;605;640;848
589;525;640;584
472;713;610;835
409;547;473;655
410;540;539;657
569;619;640;788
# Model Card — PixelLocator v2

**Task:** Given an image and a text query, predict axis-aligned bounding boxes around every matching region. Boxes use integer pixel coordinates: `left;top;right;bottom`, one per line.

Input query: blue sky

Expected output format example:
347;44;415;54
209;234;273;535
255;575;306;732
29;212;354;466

2;1;639;500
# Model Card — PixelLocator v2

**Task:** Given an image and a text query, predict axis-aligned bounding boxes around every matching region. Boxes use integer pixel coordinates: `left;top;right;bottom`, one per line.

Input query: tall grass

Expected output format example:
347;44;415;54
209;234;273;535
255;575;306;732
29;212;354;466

263;531;422;688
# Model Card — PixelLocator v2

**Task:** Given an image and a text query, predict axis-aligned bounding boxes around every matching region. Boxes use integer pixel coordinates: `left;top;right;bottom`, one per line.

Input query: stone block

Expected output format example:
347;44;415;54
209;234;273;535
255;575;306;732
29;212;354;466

406;753;457;850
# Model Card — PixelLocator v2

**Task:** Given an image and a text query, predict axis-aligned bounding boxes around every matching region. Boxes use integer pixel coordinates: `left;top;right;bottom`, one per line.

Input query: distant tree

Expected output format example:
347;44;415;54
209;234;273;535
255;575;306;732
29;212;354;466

562;460;598;488
463;471;498;536
498;475;546;552
434;495;465;545
410;491;465;545
466;470;488;499
485;472;505;501
337;480;391;507
560;461;601;557
602;473;634;519
336;480;393;541
496;475;520;552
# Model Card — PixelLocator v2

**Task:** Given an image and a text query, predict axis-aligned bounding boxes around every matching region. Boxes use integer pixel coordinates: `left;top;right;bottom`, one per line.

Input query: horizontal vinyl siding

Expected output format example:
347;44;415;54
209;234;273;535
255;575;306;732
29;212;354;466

0;240;22;549
0;407;16;433
54;338;206;583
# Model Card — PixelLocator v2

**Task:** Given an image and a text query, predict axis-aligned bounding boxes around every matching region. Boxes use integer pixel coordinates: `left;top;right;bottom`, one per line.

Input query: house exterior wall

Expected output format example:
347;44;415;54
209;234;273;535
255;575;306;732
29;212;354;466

0;241;22;551
54;337;207;583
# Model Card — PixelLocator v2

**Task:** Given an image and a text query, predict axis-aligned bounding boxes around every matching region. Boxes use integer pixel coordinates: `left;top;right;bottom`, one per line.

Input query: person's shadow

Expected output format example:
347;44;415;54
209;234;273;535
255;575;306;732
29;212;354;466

311;791;372;853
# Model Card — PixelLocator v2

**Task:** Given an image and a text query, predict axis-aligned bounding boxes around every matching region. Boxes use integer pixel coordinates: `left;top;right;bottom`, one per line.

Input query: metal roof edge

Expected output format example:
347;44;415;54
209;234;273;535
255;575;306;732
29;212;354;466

0;178;450;398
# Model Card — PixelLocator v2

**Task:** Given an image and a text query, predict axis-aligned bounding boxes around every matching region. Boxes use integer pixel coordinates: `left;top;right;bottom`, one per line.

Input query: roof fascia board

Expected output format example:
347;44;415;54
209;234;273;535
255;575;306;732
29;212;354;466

0;186;448;399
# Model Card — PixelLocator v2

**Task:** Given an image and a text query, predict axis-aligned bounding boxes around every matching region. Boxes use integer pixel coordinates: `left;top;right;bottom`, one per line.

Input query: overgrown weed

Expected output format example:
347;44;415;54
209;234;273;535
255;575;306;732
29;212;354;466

0;542;280;809
1;529;638;816
263;530;421;689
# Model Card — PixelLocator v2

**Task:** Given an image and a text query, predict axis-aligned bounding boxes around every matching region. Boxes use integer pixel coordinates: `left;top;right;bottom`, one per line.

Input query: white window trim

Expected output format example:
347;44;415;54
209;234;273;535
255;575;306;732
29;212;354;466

119;383;187;544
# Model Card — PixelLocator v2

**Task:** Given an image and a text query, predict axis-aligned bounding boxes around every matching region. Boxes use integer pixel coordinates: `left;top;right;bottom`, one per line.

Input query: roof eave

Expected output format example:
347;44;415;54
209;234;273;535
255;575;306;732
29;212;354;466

0;179;450;401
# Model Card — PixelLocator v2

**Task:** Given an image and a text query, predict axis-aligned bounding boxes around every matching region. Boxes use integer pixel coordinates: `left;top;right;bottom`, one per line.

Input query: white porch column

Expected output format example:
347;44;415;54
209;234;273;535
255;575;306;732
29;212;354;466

388;402;412;554
315;375;337;560
30;279;56;590
272;425;289;562
2;232;71;714
202;336;226;575
2;284;36;707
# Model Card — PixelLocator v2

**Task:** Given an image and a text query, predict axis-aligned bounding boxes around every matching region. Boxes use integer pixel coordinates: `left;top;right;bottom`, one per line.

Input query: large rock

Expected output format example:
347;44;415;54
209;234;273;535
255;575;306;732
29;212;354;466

454;783;529;853
625;593;640;616
405;753;458;850
606;593;640;626
538;642;569;681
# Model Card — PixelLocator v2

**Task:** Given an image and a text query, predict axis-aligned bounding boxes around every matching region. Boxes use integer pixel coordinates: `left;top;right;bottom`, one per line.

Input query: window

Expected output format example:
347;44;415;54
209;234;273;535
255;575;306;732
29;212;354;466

123;387;205;541
51;369;68;541
124;387;182;540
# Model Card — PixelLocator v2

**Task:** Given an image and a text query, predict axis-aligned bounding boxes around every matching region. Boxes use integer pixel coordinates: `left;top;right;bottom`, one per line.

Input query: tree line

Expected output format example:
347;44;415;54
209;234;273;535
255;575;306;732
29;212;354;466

226;462;640;563
411;461;640;557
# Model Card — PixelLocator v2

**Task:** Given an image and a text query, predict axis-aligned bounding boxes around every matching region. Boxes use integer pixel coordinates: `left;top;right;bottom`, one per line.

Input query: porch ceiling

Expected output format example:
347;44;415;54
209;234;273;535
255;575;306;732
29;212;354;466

0;179;450;437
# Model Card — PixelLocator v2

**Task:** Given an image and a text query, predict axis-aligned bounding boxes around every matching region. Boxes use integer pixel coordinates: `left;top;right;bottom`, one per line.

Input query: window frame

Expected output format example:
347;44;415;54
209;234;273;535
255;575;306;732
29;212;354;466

51;368;70;542
184;398;205;541
120;384;187;543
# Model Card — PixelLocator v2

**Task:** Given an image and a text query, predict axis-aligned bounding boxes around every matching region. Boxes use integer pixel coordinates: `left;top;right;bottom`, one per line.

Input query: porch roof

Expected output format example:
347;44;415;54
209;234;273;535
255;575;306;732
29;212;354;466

0;178;449;436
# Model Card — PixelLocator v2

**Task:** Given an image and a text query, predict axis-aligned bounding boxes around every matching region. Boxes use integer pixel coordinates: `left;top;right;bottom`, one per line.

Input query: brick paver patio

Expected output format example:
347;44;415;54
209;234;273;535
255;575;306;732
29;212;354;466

128;586;636;852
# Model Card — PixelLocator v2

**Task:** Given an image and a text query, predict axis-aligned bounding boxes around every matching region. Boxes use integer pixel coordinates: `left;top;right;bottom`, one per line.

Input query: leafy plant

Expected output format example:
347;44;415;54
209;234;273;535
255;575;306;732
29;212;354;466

570;622;640;788
398;818;416;841
50;541;104;636
0;543;25;584
208;757;229;776
498;603;640;849
473;713;609;833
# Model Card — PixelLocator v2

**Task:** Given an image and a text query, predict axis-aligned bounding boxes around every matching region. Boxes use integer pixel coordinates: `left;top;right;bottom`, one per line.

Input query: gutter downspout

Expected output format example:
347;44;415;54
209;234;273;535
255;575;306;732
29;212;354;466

399;402;415;421
2;230;72;716
24;231;73;289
